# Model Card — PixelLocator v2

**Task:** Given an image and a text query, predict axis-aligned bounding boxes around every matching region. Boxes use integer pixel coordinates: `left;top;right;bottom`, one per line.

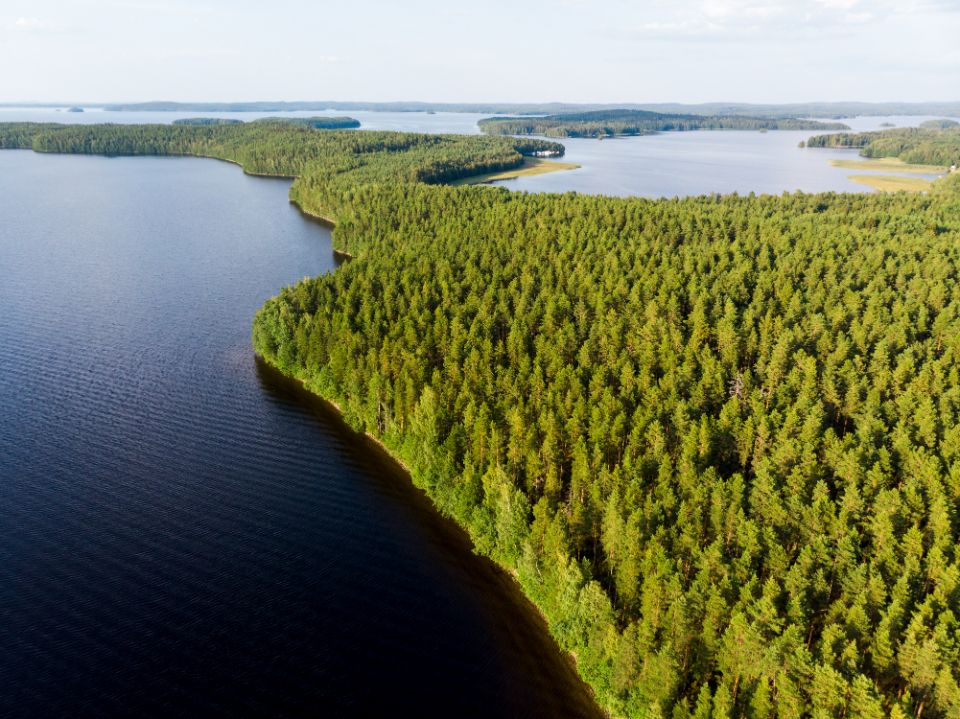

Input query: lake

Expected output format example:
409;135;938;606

2;108;954;197
0;108;954;716
0;150;599;718
0;107;488;134
489;115;958;197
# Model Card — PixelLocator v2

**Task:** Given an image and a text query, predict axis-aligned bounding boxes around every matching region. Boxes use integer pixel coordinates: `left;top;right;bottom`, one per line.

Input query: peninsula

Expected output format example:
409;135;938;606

2;120;959;719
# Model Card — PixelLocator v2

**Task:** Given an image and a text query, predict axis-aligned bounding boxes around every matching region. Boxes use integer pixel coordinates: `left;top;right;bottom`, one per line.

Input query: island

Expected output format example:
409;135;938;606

805;125;960;191
171;116;361;129
478;110;849;138
66;107;84;113
2;120;959;719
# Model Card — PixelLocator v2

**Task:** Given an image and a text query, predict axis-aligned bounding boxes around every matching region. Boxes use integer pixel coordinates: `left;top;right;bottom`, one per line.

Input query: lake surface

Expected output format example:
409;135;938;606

0;110;954;716
0;107;487;134
0;150;600;718
3;108;954;198
491;115;958;197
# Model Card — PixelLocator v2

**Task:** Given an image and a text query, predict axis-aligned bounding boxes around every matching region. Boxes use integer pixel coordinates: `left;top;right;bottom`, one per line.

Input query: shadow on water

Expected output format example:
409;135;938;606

254;358;604;719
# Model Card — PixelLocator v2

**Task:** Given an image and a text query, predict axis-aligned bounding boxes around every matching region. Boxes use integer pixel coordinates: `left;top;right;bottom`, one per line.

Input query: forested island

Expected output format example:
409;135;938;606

805;126;960;167
172;116;361;129
478;110;849;138
3;121;960;719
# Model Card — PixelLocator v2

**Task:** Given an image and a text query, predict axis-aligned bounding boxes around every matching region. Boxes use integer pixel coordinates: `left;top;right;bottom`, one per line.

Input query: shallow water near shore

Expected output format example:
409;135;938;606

0;150;600;718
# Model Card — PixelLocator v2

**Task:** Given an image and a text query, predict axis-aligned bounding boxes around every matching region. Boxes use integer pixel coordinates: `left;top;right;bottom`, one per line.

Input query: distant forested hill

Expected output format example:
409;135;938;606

479;110;849;138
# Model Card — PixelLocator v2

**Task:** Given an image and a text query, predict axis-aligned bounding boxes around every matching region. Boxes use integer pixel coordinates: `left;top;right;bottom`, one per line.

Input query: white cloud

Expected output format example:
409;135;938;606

14;17;43;30
109;1;212;15
813;0;861;8
619;0;940;40
701;0;786;19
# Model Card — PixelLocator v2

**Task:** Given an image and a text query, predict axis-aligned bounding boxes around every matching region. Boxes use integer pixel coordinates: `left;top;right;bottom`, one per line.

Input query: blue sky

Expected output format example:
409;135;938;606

1;0;958;103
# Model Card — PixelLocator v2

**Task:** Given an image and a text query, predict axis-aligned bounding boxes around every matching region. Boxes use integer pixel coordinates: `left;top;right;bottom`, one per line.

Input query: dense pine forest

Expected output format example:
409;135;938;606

805;127;960;167
478;110;849;138
920;120;960;131
172;117;244;126
251;116;361;129
0;122;559;182
4;121;960;719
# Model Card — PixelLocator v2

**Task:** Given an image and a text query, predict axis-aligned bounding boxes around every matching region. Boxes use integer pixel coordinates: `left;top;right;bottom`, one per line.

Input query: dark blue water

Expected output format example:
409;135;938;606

0;151;598;718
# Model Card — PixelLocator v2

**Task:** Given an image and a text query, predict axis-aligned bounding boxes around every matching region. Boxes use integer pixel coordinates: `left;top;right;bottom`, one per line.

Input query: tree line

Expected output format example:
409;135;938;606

172;117;361;128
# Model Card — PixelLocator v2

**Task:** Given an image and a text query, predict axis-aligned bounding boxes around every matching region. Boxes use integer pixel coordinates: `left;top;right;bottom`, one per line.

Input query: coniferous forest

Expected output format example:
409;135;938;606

4;121;960;719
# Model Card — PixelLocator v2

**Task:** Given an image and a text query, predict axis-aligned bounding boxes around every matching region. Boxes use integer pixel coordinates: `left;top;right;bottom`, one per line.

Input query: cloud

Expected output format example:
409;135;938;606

14;17;43;30
812;0;861;8
108;1;213;17
617;0;942;40
701;0;787;20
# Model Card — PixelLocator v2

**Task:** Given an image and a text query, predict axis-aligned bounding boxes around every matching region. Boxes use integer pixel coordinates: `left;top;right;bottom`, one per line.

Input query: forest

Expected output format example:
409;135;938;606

172;118;244;126
3;120;960;719
478;110;849;138
805;127;960;167
172;117;361;128
0;122;560;183
252;116;361;129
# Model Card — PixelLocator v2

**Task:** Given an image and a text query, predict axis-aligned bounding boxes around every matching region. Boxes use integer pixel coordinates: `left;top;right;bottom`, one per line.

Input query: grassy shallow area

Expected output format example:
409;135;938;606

452;157;580;185
830;157;947;174
848;174;935;192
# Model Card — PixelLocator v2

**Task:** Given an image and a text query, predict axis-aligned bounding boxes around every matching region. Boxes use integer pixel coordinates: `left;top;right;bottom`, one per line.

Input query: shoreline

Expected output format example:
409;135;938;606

848;173;934;193
259;193;604;714
260;188;603;711
254;353;604;717
14;136;599;710
290;200;339;229
451;156;579;185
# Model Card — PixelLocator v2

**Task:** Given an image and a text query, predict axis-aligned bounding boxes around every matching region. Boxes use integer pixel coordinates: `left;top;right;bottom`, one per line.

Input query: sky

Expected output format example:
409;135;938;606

1;0;958;104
